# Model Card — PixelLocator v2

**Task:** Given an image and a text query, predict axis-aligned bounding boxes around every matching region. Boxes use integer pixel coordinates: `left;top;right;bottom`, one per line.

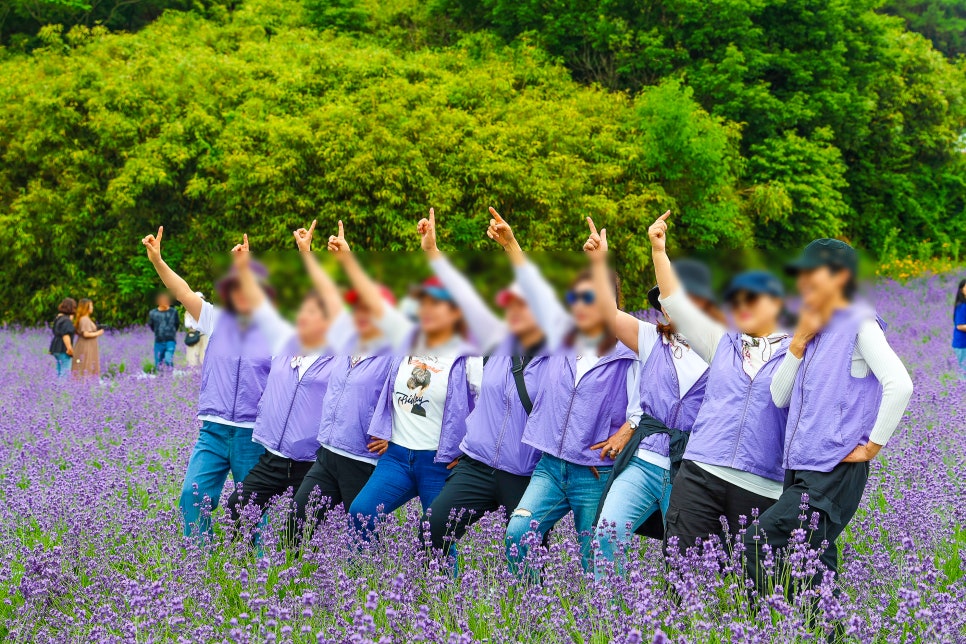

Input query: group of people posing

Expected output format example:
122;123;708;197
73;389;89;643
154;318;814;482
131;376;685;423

140;208;913;596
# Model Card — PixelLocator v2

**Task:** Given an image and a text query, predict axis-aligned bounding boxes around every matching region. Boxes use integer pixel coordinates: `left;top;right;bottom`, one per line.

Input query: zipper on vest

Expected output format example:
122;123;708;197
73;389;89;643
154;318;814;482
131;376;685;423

557;385;579;456
786;337;819;463
327;366;351;446
230;358;242;421
492;378;512;467
277;377;301;452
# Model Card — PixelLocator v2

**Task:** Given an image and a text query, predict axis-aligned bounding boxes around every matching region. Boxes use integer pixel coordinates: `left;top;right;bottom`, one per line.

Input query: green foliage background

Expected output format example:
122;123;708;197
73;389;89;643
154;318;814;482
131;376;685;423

0;0;964;325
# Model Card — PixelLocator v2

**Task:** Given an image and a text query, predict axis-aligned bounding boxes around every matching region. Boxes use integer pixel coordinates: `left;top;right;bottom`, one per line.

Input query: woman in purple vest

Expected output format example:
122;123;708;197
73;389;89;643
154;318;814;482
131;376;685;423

646;212;792;555
581;219;716;576
421;208;551;557
744;239;913;595
290;221;397;537
493;212;641;573
326;214;483;537
142;226;273;537
221;232;352;537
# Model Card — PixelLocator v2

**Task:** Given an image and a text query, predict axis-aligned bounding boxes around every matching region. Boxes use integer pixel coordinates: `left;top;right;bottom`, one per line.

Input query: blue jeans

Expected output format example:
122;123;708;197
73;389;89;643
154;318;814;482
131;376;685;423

53;353;72;378
956;347;966;380
179;421;266;537
505;453;612;573
155;340;177;368
348;442;450;536
594;456;672;578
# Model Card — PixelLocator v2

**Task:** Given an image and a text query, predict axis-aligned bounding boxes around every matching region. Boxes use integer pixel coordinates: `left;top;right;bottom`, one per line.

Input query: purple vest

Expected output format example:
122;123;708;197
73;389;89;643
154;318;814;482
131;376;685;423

638;337;709;457
369;333;479;464
784;306;884;472
197;313;272;424
459;336;545;476
316;354;395;461
684;334;790;482
251;339;339;462
522;342;637;467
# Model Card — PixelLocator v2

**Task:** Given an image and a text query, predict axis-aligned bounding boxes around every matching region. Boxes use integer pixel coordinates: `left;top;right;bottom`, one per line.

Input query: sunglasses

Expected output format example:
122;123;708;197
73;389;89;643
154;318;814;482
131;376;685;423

728;291;762;309
565;290;596;306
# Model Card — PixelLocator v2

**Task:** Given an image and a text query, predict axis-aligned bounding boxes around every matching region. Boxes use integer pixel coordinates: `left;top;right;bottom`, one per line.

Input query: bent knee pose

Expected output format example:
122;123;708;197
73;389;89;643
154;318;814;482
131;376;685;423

341;212;483;536
504;219;640;574
222;231;351;538
744;239;913;596
291;221;395;535
646;213;791;556
424;208;555;557
582;218;716;577
143;226;272;537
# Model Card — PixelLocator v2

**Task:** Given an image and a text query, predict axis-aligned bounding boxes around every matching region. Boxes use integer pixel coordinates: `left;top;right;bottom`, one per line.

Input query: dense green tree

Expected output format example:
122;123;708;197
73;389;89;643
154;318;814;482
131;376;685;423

881;0;966;57
0;1;756;323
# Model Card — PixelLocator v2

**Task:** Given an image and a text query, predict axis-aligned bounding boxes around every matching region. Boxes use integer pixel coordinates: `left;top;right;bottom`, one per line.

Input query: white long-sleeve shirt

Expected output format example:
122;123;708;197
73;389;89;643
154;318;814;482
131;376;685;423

770;319;913;446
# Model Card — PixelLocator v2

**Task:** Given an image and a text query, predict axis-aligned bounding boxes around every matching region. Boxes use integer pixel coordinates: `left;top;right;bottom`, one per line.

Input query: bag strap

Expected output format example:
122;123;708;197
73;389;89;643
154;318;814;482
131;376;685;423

511;354;533;415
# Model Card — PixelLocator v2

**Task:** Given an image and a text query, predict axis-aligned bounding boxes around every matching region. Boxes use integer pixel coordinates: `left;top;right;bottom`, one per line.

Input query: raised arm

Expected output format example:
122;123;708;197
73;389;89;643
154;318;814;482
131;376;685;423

420;208;505;352
647;211;724;362
229;234;266;311
329;218;412;349
294;219;343;324
583;217;643;354
328;220;385;319
487;208;570;348
142;226;204;322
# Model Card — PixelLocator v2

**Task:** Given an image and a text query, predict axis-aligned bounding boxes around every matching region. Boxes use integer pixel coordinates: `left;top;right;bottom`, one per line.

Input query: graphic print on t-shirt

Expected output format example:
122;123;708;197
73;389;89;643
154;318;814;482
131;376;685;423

397;357;442;418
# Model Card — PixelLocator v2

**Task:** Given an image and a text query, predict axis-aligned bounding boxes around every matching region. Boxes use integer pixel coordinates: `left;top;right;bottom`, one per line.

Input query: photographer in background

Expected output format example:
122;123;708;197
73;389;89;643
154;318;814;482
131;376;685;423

148;292;180;369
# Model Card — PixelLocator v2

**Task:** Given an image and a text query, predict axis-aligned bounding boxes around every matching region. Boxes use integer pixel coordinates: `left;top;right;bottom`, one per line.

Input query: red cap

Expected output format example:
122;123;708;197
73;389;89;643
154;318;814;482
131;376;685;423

345;285;396;307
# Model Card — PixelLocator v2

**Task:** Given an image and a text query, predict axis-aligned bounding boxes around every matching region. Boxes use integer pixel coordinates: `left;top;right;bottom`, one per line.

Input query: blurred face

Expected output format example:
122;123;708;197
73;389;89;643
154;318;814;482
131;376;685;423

228;284;253;315
156;294;171;308
568;278;605;334
352;302;378;339
295;297;328;347
727;291;782;336
503;296;539;340
419;295;462;336
796;266;850;309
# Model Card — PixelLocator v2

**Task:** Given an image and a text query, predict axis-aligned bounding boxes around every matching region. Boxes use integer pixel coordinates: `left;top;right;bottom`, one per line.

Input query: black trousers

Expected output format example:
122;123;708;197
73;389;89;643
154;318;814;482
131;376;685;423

292;446;376;531
225;451;314;524
424;455;532;554
664;459;778;555
743;461;870;596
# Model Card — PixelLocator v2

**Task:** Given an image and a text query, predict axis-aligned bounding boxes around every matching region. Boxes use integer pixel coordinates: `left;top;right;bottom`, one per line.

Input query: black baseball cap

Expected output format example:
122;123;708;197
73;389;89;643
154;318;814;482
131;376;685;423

785;239;858;276
648;259;716;311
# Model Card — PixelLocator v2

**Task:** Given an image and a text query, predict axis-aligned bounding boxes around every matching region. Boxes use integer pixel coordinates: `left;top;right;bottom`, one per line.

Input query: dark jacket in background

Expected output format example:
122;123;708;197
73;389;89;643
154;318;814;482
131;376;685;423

148;307;179;343
49;314;75;354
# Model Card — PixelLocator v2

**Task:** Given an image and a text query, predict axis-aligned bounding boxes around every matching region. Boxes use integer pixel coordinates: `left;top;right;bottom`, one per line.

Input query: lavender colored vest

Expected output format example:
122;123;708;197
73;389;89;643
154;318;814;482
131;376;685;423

316;354;395;461
369;331;479;464
459;336;545;476
784;306;884;472
197;313;272;424
251;339;339;462
637;337;709;458
522;342;637;467
684;334;791;482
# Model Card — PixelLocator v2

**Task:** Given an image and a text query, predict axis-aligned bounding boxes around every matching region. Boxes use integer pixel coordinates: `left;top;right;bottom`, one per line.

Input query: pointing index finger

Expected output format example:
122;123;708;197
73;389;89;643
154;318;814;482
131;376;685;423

488;207;506;225
337;220;344;238
157;226;163;243
308;219;317;236
658;210;671;222
586;217;598;236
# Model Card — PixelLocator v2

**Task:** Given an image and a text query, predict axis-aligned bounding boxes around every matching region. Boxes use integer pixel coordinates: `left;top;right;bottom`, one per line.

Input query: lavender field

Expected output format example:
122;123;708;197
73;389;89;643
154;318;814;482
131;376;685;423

1;275;964;643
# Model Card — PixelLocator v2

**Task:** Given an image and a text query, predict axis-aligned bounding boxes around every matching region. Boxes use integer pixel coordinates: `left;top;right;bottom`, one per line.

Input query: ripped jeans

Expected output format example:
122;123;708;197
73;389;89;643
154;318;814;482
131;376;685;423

505;453;611;573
